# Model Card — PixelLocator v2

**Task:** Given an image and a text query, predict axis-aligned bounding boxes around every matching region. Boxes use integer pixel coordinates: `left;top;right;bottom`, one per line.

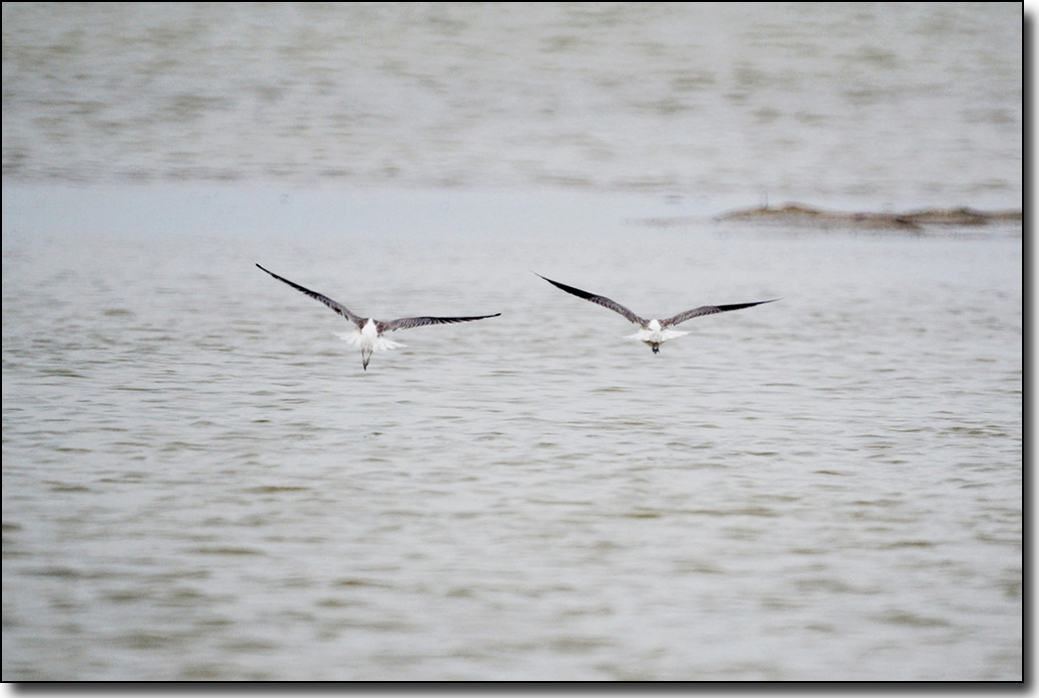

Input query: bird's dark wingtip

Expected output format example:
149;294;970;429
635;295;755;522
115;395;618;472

534;272;563;285
534;273;590;297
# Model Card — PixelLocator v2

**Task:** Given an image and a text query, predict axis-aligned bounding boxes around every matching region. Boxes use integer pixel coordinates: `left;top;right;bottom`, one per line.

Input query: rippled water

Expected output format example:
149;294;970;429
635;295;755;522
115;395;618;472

1;1;1022;682
2;187;1022;680
1;2;1023;207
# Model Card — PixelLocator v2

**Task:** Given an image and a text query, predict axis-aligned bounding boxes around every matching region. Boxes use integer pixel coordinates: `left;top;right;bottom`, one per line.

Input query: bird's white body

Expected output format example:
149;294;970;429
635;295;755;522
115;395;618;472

336;319;404;368
628;318;689;352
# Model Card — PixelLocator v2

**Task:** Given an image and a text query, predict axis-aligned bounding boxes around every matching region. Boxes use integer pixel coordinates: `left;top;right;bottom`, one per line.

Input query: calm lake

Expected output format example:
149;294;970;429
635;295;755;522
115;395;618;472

2;2;1022;681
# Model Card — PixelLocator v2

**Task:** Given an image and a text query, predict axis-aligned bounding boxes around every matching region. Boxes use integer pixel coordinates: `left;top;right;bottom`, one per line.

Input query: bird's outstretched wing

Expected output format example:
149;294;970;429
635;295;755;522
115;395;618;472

379;314;501;332
662;299;777;327
256;264;366;327
536;274;646;326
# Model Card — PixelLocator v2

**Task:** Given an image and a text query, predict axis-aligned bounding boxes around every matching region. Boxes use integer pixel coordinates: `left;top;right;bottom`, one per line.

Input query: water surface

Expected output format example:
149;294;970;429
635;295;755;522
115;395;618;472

2;187;1022;680
1;1;1022;681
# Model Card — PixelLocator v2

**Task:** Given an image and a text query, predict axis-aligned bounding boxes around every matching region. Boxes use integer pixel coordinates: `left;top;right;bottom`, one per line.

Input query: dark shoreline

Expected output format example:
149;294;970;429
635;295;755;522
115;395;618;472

631;202;1022;232
716;203;1023;231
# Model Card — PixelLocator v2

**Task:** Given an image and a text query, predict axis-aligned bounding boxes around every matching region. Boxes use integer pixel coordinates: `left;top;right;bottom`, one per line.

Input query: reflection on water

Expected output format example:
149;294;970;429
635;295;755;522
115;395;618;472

1;186;1022;680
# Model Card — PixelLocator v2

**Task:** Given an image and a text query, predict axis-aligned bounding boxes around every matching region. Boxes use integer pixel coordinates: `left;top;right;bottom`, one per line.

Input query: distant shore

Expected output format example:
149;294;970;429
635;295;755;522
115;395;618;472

716;203;1022;231
634;203;1022;232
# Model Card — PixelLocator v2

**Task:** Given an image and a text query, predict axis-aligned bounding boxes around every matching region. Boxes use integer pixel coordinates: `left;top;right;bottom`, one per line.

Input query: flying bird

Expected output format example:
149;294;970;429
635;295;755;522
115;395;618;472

536;273;776;354
257;264;501;370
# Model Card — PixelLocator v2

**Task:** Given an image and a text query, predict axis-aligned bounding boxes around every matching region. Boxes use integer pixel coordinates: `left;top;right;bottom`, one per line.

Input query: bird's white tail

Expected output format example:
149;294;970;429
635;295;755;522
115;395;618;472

335;332;405;352
626;328;689;343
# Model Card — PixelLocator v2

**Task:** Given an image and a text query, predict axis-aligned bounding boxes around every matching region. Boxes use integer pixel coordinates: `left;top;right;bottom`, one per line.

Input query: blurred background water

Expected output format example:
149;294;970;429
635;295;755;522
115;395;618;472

2;1;1022;206
2;2;1022;681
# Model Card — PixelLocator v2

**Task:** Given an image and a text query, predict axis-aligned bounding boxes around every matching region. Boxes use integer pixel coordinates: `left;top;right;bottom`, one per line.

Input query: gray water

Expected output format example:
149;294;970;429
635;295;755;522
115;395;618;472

2;2;1022;683
2;2;1022;207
